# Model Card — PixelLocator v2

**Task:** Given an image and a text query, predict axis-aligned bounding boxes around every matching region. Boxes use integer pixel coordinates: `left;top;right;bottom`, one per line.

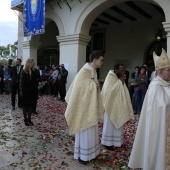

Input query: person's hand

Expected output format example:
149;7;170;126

120;73;126;83
95;81;100;89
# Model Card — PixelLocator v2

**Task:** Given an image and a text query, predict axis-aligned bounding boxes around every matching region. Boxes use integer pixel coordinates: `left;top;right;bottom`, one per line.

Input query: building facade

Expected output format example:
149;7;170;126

12;0;170;88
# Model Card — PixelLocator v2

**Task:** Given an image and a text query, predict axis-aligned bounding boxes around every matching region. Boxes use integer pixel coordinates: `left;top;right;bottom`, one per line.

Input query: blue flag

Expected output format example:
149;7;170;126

24;0;45;37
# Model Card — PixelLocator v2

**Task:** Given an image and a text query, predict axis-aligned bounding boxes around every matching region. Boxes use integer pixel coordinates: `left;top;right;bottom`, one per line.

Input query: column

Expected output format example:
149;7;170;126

22;40;41;66
163;22;170;58
57;34;91;89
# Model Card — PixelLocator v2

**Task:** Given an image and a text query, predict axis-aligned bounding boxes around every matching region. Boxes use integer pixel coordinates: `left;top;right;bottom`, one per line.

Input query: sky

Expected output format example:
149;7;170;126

0;0;18;46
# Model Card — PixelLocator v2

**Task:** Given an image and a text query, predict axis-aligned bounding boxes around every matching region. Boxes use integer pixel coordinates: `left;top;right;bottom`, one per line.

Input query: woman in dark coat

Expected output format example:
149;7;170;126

20;58;37;126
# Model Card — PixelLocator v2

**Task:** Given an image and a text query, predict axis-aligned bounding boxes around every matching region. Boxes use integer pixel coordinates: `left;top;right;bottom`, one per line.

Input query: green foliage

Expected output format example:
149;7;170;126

0;44;17;66
0;46;6;55
0;59;8;65
10;45;18;52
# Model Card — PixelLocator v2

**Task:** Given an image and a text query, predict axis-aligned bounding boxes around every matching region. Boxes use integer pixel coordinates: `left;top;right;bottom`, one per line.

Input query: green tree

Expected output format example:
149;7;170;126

0;59;8;65
0;43;18;65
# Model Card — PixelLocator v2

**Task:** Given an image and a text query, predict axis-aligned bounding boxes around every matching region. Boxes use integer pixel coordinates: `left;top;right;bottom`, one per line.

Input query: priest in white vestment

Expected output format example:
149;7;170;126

101;64;134;150
65;51;104;165
128;48;170;170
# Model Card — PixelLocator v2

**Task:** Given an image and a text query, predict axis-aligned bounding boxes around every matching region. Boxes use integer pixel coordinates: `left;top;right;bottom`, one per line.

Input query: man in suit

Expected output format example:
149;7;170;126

58;64;68;102
10;58;23;110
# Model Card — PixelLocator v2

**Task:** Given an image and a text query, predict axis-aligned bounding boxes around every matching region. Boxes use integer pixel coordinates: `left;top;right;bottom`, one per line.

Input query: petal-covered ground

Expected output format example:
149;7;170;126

0;94;139;170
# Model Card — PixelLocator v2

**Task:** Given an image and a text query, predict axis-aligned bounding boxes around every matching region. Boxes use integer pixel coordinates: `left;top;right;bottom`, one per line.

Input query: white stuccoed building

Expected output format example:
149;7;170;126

11;0;170;89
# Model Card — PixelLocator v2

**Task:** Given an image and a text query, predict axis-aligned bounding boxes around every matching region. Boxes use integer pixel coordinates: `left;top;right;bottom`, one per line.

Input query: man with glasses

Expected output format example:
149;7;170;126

65;51;104;165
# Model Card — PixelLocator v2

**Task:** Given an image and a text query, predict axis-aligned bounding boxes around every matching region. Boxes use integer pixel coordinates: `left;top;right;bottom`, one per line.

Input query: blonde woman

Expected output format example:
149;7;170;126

20;58;37;126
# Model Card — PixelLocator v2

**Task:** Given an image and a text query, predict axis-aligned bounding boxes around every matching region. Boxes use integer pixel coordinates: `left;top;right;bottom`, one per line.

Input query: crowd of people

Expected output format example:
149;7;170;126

0;58;68;126
0;59;68;99
128;63;154;114
0;48;169;169
0;61;68;100
65;49;170;169
39;64;68;102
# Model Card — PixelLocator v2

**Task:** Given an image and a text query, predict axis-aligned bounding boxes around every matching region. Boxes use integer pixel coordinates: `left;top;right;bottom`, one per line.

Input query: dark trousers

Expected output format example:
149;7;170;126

11;83;22;107
23;106;32;121
129;86;135;101
133;90;146;113
49;81;54;95
0;82;4;94
58;82;66;100
54;80;59;96
4;80;12;93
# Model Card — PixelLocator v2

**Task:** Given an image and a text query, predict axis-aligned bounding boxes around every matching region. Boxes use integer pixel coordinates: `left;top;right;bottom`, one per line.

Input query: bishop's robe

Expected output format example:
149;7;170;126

128;76;170;170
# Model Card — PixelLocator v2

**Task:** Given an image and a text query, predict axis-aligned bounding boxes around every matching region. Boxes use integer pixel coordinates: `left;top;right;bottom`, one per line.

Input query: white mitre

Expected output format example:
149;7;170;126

153;48;170;71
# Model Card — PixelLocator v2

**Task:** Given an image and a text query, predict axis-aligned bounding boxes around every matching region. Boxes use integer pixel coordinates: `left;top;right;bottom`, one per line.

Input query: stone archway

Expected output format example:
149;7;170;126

45;11;65;36
17;6;64;64
73;0;168;81
25;16;61;68
37;19;60;68
30;10;65;43
75;0;168;35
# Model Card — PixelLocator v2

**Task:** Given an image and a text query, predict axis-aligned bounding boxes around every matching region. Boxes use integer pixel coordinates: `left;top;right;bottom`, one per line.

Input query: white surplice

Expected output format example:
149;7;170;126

74;125;100;161
101;112;124;147
128;76;170;170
